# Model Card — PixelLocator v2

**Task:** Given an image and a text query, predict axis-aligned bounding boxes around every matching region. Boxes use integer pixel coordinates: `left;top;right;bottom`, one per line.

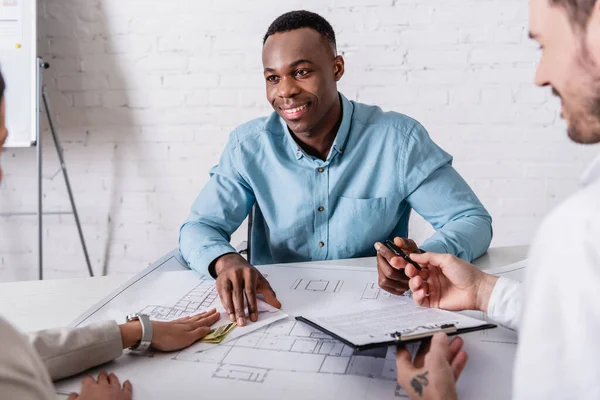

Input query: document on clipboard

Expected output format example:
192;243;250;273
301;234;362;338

297;297;496;351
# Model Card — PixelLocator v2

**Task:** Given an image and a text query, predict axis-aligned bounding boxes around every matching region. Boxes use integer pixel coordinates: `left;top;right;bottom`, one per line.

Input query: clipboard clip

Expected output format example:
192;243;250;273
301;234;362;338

391;324;457;342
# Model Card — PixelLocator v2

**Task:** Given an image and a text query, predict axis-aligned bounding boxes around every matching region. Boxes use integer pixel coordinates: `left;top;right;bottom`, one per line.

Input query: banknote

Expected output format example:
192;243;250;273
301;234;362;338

200;322;237;344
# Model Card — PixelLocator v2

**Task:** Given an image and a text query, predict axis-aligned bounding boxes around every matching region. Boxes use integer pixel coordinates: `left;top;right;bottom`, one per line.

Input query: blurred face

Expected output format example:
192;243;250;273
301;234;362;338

262;28;344;137
530;0;600;144
0;97;7;182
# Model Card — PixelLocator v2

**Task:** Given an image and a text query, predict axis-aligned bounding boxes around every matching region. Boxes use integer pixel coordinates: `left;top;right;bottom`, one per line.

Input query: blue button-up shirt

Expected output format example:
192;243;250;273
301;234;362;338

180;94;492;275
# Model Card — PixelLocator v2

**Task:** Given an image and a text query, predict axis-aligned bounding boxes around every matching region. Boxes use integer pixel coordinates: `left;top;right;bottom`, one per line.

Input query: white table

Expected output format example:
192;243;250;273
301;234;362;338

0;246;528;400
0;246;527;332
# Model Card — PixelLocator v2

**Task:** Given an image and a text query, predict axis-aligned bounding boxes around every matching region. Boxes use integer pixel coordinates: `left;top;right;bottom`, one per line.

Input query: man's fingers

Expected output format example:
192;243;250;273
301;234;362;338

374;242;394;262
410;252;454;269
378;267;408;294
415;332;450;369
231;278;247;326
108;372;120;387
378;255;408;281
412;288;430;307
217;280;236;322
393;237;419;253
394;237;407;248
447;337;464;363
404;264;418;278
406;263;431;281
123;380;133;397
418;282;429;297
258;278;282;309
428;332;450;360
97;370;109;385
378;262;408;294
395;346;413;367
67;393;79;400
375;243;408;270
379;278;408;295
245;271;259;322
414;337;433;368
408;275;423;292
395;346;415;386
451;350;469;380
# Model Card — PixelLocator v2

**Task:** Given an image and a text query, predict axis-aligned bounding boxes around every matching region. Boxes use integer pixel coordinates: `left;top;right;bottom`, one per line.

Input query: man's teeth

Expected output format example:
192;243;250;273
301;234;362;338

284;104;307;114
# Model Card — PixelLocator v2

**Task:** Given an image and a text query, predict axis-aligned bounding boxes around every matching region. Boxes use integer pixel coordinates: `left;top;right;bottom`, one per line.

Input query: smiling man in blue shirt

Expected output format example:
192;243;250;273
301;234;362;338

179;10;492;326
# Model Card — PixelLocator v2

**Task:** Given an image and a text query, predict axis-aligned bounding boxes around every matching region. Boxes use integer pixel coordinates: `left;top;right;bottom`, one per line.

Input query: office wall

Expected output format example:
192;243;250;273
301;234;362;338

1;0;598;281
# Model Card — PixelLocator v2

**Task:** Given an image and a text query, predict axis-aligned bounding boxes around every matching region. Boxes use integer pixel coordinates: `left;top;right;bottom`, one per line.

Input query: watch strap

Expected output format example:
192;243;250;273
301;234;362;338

129;314;153;352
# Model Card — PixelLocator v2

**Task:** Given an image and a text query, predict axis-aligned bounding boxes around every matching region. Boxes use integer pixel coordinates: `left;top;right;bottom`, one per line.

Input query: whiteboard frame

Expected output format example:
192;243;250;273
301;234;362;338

3;0;38;148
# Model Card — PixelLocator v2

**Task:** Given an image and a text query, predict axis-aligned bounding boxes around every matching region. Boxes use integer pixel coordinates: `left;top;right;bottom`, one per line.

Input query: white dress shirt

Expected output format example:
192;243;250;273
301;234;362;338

486;153;600;399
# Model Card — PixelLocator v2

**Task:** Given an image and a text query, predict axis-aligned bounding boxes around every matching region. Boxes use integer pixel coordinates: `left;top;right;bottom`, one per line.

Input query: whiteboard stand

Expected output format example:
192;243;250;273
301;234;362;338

36;58;94;280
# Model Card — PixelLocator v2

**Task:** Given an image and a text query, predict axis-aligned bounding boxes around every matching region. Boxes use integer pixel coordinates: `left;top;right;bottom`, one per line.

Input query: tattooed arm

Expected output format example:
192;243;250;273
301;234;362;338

395;333;467;400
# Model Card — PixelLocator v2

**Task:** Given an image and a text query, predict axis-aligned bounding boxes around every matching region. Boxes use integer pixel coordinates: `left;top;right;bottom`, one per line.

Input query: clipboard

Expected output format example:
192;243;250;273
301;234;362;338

296;316;497;351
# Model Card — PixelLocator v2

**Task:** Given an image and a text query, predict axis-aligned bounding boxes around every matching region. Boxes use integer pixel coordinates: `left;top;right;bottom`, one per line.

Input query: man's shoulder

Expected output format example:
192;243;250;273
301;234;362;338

540;180;600;233
530;180;600;275
230;113;281;147
351;100;422;134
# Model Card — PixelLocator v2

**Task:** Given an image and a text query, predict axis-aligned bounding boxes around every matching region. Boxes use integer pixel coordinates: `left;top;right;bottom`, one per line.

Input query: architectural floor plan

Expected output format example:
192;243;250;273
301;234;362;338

55;252;522;400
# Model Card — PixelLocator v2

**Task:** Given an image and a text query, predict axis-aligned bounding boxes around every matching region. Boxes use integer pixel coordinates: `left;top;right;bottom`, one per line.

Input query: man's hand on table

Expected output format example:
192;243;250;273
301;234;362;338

214;253;282;326
374;237;421;295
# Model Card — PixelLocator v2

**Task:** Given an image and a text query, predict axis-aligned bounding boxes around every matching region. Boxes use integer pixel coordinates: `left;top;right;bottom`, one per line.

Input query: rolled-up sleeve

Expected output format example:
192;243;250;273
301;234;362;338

179;130;255;276
402;122;493;262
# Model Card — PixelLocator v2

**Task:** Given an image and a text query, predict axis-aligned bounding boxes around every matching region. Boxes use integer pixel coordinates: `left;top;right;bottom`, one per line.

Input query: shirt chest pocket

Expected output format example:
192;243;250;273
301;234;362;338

330;195;400;256
336;196;387;214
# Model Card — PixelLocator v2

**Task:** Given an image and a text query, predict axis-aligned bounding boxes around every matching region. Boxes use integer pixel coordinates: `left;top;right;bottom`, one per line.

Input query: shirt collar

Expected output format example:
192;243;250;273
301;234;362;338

330;93;354;157
281;92;354;161
580;152;600;187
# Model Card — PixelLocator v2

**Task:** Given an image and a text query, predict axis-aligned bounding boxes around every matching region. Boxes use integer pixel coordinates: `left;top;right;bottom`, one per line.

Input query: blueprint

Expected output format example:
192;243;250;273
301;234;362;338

55;252;526;399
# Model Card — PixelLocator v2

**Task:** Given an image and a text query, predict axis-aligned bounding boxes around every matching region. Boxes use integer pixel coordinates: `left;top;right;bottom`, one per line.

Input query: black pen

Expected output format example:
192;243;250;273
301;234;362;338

384;239;422;271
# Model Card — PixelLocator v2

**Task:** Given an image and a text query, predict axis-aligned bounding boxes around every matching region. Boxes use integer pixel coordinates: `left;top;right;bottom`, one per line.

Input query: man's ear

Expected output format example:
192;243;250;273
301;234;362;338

333;55;345;82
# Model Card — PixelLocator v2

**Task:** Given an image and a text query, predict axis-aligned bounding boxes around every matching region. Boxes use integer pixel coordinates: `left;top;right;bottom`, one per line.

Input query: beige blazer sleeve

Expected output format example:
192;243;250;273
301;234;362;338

27;320;124;381
0;317;55;400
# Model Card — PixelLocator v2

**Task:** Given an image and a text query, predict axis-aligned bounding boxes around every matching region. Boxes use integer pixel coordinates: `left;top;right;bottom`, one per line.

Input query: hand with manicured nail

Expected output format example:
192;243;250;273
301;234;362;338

213;253;281;326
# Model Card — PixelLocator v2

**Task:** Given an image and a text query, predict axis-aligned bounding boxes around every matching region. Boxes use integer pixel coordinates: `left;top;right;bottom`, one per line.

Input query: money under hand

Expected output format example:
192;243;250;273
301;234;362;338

200;322;237;344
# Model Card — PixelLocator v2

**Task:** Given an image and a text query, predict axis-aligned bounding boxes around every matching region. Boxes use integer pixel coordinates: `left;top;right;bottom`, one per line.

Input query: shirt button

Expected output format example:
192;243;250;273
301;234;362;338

318;206;324;212
317;167;324;173
318;241;325;247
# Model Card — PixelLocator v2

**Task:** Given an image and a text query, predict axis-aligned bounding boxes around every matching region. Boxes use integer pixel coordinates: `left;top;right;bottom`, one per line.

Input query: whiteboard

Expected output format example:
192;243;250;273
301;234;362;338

0;0;37;148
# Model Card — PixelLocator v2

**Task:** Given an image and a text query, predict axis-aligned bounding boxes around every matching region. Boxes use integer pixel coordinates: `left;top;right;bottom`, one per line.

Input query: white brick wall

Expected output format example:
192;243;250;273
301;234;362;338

1;0;599;281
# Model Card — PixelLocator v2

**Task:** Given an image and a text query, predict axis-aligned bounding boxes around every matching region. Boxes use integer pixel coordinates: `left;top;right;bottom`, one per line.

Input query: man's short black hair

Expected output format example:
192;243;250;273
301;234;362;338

0;69;5;103
263;10;336;54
